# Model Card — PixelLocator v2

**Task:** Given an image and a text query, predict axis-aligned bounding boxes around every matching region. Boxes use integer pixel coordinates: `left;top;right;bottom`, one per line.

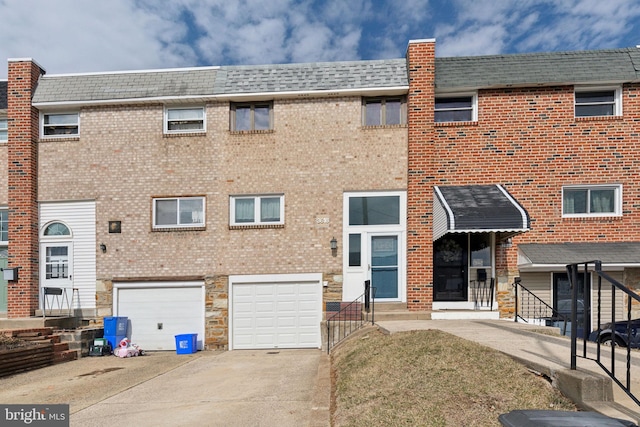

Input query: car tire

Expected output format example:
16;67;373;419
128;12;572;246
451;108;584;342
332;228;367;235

600;336;625;347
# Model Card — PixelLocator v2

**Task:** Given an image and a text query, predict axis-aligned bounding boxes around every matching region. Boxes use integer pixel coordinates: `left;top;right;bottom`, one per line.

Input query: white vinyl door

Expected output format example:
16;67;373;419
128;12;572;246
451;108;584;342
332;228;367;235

231;274;322;350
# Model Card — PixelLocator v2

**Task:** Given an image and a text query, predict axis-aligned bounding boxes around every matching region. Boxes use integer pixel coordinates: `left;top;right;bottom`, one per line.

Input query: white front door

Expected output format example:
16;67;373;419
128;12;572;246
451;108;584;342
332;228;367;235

40;242;73;309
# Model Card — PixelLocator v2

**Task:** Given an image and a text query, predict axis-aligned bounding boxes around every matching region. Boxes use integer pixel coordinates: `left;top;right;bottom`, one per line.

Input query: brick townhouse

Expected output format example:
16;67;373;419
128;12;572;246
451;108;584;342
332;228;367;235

0;39;639;350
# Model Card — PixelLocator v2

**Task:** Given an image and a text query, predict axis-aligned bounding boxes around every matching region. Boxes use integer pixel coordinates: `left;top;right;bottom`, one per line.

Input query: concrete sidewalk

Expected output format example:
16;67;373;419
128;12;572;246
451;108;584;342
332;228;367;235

377;319;640;425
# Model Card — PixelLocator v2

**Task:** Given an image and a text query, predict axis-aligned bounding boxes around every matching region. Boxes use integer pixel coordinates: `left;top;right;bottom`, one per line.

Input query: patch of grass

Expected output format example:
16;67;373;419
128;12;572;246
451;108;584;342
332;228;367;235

331;328;576;427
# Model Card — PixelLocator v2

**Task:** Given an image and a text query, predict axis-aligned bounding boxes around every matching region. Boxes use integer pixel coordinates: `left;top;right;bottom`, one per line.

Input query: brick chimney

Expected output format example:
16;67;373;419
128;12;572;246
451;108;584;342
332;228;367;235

7;58;45;317
406;39;436;311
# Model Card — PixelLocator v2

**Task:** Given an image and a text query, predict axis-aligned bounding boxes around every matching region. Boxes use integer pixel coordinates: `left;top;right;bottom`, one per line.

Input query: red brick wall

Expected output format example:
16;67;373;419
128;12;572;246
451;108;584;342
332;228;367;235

432;85;640;247
407;40;640;311
407;40;436;311
7;60;44;317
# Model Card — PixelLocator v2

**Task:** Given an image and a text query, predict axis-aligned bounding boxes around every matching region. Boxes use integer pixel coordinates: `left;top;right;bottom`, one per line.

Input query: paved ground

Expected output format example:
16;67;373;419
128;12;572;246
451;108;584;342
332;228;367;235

0;349;330;427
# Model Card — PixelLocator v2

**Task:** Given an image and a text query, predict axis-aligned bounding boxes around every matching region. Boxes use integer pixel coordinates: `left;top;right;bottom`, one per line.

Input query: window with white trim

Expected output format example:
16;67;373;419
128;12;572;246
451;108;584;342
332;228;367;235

0;118;7;142
435;94;477;123
41;112;79;137
0;209;7;244
575;87;621;117
153;197;205;229
363;97;406;126
230;195;284;225
164;107;205;133
231;102;273;131
562;185;622;217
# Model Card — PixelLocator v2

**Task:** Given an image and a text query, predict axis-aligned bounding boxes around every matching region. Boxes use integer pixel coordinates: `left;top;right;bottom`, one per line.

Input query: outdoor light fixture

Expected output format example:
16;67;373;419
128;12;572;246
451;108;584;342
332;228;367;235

330;237;338;250
100;243;107;253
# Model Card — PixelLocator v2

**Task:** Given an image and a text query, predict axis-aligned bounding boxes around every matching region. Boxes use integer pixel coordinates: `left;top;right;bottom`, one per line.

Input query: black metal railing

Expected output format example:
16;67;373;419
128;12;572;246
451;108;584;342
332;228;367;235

570;261;640;407
471;278;495;310
326;281;375;353
513;277;568;331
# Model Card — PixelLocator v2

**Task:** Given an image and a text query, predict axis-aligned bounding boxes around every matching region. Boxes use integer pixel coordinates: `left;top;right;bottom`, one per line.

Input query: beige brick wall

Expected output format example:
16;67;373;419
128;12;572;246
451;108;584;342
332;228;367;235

36;96;407;347
38;97;407;279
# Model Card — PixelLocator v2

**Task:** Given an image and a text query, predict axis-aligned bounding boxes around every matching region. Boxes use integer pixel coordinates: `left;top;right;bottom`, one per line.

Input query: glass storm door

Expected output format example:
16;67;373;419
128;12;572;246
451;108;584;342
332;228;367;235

434;234;468;301
369;234;399;299
41;243;73;289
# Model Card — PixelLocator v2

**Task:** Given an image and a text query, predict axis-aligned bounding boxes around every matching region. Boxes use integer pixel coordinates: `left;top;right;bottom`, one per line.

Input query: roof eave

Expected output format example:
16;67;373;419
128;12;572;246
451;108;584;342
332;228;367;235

32;86;410;108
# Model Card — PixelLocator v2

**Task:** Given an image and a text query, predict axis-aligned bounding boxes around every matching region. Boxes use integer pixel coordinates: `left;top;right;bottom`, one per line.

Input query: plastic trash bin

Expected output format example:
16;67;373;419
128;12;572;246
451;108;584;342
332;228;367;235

498;410;637;427
175;334;197;354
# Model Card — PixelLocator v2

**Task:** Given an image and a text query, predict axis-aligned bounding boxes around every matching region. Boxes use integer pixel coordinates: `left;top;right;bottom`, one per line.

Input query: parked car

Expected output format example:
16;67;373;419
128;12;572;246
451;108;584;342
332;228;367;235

589;318;640;348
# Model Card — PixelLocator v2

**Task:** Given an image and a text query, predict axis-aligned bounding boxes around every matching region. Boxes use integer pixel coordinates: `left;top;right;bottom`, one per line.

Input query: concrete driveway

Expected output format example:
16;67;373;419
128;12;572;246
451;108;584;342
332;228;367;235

0;349;330;427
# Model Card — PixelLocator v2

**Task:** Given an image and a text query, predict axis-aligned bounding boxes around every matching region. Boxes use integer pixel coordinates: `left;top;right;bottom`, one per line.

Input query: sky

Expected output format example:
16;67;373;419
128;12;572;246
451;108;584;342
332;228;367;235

1;0;639;80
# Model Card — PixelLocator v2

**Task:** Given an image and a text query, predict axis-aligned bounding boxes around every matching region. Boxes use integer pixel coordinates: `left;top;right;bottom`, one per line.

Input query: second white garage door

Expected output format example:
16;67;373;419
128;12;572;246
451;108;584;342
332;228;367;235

114;281;205;351
230;273;322;350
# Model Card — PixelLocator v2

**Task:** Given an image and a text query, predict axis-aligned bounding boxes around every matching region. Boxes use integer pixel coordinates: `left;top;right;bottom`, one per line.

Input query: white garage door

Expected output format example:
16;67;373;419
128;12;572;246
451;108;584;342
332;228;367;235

114;281;204;351
231;273;322;350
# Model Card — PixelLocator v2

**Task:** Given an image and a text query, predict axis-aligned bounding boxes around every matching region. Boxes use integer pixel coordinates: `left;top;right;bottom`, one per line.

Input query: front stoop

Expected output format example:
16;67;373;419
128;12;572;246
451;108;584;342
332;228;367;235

373;303;432;321
430;309;501;320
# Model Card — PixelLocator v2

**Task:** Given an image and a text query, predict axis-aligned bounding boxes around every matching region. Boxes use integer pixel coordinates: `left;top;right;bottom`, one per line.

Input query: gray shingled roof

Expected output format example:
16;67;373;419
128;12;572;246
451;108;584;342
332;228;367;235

435;48;640;90
30;47;640;105
32;59;408;105
519;242;640;265
0;81;7;110
216;60;407;94
32;68;219;104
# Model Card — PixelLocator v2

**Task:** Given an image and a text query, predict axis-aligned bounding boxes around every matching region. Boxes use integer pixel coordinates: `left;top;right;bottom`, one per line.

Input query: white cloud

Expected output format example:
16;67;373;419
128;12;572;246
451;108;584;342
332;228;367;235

1;0;639;80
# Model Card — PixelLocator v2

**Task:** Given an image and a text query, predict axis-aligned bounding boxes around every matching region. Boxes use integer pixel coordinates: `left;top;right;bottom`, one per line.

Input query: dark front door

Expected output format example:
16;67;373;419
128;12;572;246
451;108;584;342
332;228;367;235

554;272;589;337
434;235;468;301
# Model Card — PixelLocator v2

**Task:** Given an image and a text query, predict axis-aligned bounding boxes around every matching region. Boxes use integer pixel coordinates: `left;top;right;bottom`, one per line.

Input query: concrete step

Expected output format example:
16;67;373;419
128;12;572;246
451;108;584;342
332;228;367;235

374;311;432;321
431;310;501;320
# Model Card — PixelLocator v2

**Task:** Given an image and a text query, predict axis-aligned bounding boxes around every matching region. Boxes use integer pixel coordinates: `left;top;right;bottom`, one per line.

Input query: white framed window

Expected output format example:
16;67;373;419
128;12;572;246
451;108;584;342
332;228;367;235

164;107;205;133
363;97;406;126
574;87;622;117
153;197;205;229
41;112;79;137
0;118;7;142
435;93;477;123
230;194;284;225
0;209;7;244
562;185;622;217
231;102;273;131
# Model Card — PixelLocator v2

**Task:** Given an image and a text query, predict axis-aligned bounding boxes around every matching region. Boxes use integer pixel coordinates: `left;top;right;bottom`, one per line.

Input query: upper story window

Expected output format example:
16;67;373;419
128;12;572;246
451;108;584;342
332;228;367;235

0;118;7;142
363;97;406;126
562;185;622;217
41;112;79;137
165;107;205;134
230;194;284;226
575;87;622;117
435;94;477;123
153;197;205;229
231;102;273;131
0;209;7;244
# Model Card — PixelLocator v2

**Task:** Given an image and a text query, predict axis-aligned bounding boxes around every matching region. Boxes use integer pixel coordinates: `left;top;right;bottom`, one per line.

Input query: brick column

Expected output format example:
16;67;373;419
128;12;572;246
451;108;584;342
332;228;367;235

406;39;435;311
7;59;45;317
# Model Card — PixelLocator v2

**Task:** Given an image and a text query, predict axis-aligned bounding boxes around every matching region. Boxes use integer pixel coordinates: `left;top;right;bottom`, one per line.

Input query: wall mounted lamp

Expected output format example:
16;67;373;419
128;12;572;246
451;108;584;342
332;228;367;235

330;237;338;250
100;243;107;253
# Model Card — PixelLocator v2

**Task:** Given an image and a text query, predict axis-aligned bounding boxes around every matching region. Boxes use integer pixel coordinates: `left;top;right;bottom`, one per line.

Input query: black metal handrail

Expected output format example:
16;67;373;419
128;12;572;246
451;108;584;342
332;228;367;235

513;277;568;331
471;278;495;310
326;281;375;354
570;260;640;407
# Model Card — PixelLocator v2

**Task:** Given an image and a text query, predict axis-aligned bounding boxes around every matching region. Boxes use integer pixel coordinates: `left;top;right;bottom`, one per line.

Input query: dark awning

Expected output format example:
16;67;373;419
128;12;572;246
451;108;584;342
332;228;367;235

433;184;529;241
518;242;640;271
